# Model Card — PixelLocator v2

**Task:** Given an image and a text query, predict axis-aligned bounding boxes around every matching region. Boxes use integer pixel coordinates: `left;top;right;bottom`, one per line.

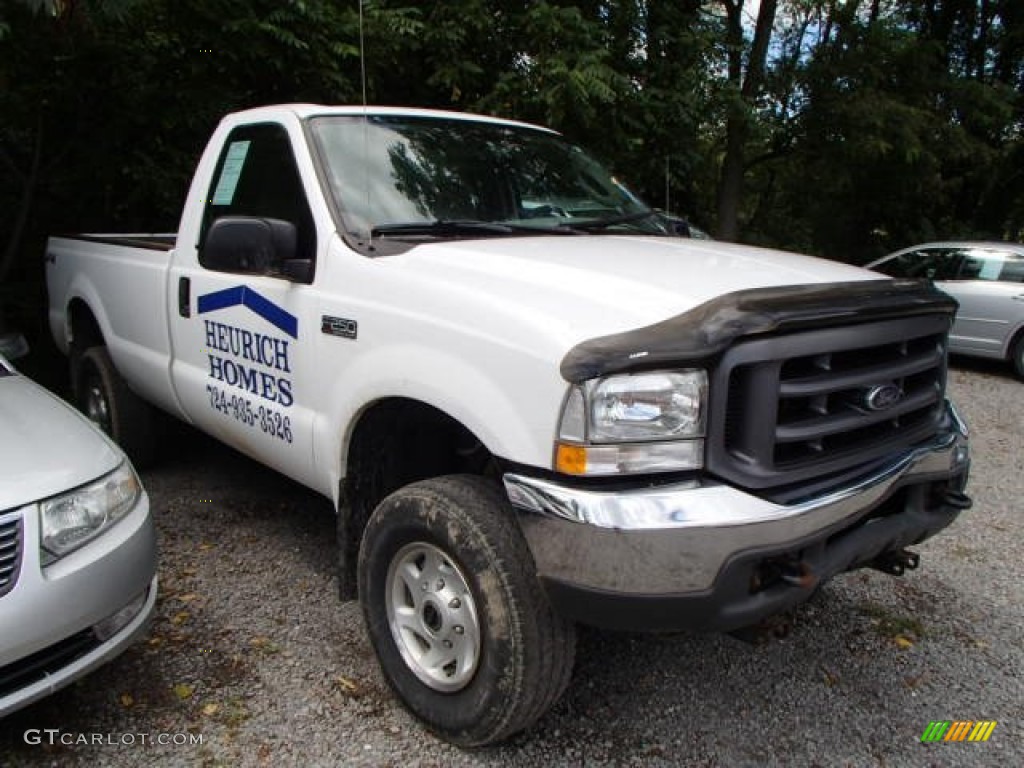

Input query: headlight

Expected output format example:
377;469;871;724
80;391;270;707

590;371;706;441
555;370;708;476
39;461;141;562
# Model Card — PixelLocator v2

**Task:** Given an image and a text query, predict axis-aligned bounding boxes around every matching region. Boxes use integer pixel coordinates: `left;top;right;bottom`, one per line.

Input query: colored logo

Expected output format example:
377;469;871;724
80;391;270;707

921;720;997;743
197;286;297;338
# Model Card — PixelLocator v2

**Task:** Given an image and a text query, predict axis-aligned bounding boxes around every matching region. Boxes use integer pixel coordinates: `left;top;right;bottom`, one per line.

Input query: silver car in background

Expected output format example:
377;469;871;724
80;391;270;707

867;242;1024;379
0;344;157;717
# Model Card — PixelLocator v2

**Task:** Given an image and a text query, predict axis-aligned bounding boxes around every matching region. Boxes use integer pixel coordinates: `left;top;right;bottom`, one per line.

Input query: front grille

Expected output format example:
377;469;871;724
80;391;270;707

0;629;100;699
0;514;23;598
708;314;950;491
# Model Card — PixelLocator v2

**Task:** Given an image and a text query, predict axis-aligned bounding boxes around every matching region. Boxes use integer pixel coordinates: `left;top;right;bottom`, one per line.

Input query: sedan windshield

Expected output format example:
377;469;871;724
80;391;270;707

308;114;665;244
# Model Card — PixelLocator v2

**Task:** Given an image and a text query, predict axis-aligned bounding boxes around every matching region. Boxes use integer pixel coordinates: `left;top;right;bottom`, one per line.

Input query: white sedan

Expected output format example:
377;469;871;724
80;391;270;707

0;340;157;717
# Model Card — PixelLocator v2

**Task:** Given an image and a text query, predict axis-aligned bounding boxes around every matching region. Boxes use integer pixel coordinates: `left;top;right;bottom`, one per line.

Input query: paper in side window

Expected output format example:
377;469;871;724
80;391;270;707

978;255;1003;281
212;141;251;205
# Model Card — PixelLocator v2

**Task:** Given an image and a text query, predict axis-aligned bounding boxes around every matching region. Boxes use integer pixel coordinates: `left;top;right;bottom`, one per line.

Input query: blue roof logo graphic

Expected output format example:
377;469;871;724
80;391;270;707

197;286;298;339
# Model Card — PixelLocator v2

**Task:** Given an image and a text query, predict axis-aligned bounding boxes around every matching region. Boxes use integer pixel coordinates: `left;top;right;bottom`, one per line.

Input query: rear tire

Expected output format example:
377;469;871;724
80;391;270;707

74;346;157;467
358;475;576;747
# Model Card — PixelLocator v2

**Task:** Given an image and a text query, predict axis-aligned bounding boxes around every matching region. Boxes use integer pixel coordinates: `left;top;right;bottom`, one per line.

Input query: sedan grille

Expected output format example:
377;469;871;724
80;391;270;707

0;629;100;699
0;514;23;599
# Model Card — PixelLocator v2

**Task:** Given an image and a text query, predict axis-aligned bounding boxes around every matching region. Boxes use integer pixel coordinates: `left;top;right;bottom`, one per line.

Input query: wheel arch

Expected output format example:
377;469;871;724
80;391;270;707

1007;322;1024;378
321;343;555;506
335;395;503;599
67;297;107;352
1006;320;1024;358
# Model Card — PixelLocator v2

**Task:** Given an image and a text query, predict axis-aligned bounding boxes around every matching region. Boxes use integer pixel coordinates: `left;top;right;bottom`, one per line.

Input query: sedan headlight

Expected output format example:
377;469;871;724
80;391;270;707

555;369;708;476
40;461;141;562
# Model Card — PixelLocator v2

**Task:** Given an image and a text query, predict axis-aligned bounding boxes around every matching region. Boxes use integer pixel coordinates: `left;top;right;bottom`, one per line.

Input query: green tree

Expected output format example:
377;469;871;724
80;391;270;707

3;0;1024;316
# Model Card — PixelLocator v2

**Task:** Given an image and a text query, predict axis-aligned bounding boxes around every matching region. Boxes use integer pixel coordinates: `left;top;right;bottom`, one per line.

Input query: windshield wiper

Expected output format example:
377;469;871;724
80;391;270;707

370;219;589;239
371;220;518;238
559;209;659;232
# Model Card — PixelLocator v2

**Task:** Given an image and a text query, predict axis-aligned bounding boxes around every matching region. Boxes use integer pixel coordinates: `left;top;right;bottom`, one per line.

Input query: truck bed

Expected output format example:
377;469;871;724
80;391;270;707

46;232;183;421
60;233;177;251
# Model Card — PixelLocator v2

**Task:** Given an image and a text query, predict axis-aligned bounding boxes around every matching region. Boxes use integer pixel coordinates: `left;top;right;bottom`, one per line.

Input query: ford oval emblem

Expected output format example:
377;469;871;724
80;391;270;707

865;383;903;411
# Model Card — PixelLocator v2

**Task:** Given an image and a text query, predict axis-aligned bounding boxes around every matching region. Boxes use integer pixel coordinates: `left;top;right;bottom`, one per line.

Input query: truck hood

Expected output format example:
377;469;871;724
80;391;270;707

385;235;880;347
0;371;123;510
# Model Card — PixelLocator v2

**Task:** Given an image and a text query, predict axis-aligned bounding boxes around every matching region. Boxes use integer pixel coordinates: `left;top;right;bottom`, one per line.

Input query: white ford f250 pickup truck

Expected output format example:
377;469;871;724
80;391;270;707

46;104;972;746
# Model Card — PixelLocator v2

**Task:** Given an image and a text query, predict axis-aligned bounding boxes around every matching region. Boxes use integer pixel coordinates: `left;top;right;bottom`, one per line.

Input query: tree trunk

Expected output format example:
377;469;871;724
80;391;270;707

0;119;42;286
716;114;747;241
714;0;778;241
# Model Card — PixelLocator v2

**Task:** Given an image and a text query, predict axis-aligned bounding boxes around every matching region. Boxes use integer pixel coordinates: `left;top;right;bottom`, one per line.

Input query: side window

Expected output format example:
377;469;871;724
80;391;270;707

875;249;959;280
929;249;962;280
999;253;1024;283
199;123;316;269
958;249;1024;283
871;253;917;278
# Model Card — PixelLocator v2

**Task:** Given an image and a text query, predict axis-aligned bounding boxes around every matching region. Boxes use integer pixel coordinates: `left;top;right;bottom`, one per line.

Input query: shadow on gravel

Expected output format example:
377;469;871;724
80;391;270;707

949;353;1018;381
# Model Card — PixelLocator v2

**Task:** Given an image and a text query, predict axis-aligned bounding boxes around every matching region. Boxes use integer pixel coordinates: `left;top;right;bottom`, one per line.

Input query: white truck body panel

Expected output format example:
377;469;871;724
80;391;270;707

47;236;183;419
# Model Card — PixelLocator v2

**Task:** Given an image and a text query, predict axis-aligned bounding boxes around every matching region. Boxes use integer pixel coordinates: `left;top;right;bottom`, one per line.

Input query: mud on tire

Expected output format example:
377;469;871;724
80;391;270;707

357;475;576;747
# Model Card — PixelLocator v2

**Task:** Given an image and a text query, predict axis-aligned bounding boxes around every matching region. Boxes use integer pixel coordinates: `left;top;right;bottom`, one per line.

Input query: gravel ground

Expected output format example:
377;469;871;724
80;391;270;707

2;360;1022;767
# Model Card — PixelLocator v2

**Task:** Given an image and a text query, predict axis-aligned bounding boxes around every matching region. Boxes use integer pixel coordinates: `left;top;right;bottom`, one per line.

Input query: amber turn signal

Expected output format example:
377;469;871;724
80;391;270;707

554;443;587;475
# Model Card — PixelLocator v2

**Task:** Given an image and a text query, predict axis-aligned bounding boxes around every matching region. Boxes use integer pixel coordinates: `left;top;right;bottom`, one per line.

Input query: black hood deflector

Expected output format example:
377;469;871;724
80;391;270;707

560;279;957;383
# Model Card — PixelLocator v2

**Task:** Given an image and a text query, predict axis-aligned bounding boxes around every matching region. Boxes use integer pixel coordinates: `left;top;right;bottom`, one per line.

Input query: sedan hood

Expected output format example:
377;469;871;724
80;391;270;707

0;371;122;510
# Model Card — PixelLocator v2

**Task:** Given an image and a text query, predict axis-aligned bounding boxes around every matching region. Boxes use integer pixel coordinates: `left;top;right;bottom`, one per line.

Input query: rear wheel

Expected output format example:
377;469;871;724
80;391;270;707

74;346;157;467
358;475;576;746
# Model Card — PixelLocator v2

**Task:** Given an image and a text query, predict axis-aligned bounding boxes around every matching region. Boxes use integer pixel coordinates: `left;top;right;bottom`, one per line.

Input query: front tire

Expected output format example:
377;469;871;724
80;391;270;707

74;346;157;467
358;475;576;747
1012;333;1024;380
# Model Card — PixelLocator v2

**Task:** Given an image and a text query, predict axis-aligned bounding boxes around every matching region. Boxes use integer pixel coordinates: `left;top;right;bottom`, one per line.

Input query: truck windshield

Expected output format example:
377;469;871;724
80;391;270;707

307;114;665;243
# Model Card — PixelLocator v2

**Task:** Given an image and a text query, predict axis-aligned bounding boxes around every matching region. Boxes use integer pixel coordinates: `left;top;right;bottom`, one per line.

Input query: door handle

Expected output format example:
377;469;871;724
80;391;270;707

1012;294;1024;301
178;277;191;317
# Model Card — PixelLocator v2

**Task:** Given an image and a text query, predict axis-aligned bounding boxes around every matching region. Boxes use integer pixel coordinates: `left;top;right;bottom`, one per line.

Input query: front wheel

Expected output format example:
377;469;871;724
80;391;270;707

1012;334;1024;380
358;475;576;747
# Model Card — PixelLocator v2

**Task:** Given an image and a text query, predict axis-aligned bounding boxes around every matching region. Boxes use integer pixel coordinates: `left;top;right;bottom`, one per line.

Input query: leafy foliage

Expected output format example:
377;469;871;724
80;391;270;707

739;0;1024;260
1;0;1022;328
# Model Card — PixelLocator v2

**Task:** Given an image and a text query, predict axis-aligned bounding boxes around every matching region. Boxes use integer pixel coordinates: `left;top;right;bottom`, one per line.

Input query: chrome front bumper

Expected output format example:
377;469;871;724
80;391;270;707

504;401;970;630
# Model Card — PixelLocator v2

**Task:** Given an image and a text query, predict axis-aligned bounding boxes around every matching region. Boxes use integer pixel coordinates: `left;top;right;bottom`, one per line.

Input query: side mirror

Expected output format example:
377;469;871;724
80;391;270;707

201;217;297;275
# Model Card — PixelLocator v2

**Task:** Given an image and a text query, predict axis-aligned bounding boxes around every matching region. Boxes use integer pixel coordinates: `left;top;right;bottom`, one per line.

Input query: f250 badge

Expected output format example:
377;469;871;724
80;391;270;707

321;315;358;340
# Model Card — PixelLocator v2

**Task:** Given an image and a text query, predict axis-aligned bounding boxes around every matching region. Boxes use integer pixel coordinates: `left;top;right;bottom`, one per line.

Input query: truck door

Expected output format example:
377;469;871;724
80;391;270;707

167;121;320;488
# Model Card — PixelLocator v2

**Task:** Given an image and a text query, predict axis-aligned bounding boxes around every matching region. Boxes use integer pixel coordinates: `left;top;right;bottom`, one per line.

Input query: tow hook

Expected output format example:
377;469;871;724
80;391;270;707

779;561;818;589
871;548;920;576
751;557;818;592
941;489;973;510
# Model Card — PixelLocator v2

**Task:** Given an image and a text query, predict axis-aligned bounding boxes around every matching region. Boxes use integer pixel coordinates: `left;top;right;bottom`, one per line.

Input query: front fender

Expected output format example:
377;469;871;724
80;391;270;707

316;343;561;507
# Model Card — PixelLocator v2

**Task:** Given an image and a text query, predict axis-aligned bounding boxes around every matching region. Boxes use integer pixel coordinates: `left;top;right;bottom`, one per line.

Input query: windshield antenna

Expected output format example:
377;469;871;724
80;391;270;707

358;0;372;246
664;156;670;213
358;0;368;109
